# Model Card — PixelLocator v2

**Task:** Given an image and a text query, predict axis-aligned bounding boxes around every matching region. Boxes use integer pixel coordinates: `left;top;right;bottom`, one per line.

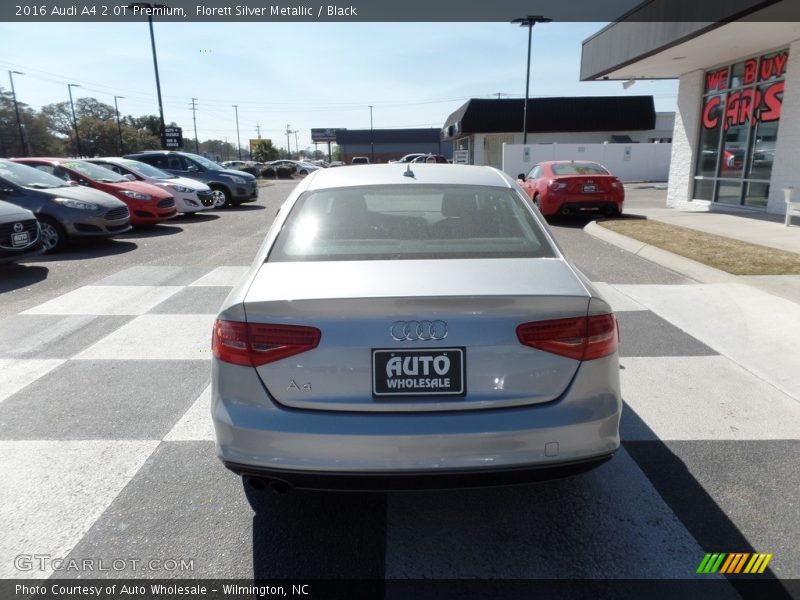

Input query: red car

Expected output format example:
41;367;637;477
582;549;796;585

517;160;624;217
12;158;177;226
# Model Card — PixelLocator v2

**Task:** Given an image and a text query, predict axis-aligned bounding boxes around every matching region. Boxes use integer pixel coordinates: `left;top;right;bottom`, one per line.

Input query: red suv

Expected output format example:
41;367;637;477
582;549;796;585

12;158;177;226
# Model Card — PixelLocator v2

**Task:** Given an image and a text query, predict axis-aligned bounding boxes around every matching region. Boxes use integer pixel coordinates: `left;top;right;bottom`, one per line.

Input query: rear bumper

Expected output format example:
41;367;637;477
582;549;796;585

212;354;622;485
226;454;614;491
543;198;623;216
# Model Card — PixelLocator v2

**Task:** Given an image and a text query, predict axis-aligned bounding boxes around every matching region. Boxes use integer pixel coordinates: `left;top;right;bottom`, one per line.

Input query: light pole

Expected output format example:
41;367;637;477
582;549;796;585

233;105;241;160
67;83;83;157
130;3;167;146
511;15;551;144
113;95;125;154
368;105;374;162
8;71;26;156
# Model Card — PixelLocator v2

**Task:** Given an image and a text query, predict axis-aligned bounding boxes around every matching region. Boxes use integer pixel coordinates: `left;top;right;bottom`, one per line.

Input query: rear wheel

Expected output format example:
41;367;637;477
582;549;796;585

38;216;67;252
532;194;541;211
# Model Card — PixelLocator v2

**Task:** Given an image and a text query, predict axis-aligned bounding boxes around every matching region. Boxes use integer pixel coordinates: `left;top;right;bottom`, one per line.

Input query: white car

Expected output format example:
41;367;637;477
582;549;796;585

86;158;219;212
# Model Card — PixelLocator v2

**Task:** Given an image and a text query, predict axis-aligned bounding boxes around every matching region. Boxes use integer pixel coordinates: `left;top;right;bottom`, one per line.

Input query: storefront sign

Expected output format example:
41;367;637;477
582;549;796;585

701;50;787;131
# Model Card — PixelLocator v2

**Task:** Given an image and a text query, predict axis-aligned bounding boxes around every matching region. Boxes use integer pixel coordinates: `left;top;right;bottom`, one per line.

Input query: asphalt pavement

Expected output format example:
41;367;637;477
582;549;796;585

0;180;797;599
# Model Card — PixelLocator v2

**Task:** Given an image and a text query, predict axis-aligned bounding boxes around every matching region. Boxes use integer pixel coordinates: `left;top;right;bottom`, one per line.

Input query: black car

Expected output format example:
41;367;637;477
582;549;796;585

123;151;258;207
0;199;44;264
0;159;131;251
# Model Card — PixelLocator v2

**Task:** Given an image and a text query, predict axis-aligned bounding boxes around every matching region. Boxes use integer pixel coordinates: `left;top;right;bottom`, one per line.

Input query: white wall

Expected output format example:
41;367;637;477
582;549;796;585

768;39;800;214
501;143;672;182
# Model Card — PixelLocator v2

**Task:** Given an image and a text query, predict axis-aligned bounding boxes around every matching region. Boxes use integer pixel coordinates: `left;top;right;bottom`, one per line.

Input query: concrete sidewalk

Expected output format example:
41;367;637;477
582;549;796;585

585;184;800;303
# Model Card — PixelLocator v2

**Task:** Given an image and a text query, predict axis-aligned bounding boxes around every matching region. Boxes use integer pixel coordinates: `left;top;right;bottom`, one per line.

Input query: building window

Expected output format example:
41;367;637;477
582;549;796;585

693;49;787;208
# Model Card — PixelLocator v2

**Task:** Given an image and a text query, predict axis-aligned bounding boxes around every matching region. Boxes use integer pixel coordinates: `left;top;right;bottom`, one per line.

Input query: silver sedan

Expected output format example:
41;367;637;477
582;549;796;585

212;164;621;496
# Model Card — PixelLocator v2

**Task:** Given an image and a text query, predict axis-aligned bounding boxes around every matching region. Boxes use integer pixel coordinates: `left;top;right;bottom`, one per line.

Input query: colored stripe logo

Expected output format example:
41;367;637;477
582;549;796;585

697;553;773;574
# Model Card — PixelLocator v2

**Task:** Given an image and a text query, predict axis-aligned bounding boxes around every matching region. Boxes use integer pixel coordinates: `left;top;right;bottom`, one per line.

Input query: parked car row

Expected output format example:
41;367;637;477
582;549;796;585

0;151;259;262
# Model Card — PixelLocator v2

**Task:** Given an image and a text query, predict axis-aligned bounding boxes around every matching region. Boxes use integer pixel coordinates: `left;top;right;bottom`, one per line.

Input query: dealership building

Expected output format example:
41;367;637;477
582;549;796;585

581;0;800;215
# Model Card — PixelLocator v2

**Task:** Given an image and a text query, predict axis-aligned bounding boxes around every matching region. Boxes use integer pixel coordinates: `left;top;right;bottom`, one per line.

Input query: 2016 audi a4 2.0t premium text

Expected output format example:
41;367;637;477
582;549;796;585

211;164;621;501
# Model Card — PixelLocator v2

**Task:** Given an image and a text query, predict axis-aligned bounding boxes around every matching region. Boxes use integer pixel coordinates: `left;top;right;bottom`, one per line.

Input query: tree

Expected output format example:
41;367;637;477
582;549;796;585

252;139;279;162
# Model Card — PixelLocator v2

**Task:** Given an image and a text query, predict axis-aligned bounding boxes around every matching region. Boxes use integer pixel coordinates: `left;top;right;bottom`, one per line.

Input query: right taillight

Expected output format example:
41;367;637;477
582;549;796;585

516;314;618;361
212;320;321;367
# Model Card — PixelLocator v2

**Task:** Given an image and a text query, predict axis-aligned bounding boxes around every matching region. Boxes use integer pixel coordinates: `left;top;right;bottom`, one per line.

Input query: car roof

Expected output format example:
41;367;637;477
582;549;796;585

304;164;512;191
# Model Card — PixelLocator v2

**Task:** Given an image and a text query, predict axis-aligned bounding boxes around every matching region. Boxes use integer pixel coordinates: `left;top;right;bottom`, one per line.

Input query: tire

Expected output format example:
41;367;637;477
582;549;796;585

38;216;67;252
210;186;230;208
533;194;542;212
298;169;308;176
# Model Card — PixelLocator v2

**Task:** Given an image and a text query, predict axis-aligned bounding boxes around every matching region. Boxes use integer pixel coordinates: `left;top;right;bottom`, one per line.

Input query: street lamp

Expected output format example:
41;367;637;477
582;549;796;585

510;15;551;144
368;105;374;162
130;3;167;146
67;83;83;157
8;71;26;156
233;105;241;160
113;95;125;154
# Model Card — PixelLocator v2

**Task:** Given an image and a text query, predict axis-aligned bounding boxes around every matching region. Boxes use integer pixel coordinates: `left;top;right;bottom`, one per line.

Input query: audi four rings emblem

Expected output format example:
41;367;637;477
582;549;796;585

390;320;448;341
13;223;23;233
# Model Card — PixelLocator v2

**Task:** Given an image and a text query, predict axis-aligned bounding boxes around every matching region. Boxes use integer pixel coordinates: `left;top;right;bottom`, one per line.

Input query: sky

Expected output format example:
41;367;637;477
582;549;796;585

0;21;679;153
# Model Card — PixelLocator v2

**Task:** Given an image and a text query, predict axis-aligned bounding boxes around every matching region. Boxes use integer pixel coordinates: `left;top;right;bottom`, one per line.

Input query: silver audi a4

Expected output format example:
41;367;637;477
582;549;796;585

212;164;621;495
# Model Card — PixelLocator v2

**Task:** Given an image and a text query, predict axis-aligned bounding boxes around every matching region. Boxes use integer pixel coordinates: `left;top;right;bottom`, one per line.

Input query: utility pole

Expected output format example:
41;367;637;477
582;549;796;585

114;95;125;154
67;83;83;157
256;123;261;138
285;124;291;159
233;104;241;160
190;97;199;153
368;105;374;162
8;71;26;156
293;130;299;159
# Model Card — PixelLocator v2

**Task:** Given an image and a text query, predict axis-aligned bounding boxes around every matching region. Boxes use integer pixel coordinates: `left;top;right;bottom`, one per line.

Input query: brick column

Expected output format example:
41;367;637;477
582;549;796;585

667;69;705;209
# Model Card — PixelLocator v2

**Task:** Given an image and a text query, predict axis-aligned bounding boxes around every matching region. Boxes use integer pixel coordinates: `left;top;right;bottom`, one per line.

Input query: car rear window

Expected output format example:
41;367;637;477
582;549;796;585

268;185;555;262
551;162;610;176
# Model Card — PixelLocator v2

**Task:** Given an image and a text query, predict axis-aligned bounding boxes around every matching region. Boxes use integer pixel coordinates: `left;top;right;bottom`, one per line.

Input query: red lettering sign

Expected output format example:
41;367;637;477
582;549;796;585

703;96;721;129
743;59;757;85
705;68;728;92
702;81;783;131
759;51;789;81
760;81;784;122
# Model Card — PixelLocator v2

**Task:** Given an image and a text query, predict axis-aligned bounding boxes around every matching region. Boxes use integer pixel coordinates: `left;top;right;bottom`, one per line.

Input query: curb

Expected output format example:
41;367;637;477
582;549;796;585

584;221;737;284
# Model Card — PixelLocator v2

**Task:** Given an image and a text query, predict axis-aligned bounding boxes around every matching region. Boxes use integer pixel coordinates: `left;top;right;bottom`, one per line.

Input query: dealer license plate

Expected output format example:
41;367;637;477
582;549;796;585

11;232;29;247
372;348;465;397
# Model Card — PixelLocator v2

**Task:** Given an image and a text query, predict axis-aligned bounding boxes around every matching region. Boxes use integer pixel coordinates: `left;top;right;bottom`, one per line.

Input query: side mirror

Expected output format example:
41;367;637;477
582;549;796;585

67;180;79;186
517;173;526;181
123;174;136;182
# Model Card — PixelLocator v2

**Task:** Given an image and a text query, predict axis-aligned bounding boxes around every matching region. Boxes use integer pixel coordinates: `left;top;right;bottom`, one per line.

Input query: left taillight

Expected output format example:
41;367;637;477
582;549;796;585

516;314;618;361
212;320;321;366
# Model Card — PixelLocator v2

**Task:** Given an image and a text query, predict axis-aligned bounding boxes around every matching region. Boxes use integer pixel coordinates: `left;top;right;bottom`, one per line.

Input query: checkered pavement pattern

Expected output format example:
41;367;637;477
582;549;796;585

1;265;798;586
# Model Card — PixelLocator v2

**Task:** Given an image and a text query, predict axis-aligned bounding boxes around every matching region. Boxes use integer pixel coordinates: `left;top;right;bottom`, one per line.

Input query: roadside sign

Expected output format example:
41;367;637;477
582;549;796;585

453;149;469;165
311;128;339;143
162;126;183;149
250;138;270;153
